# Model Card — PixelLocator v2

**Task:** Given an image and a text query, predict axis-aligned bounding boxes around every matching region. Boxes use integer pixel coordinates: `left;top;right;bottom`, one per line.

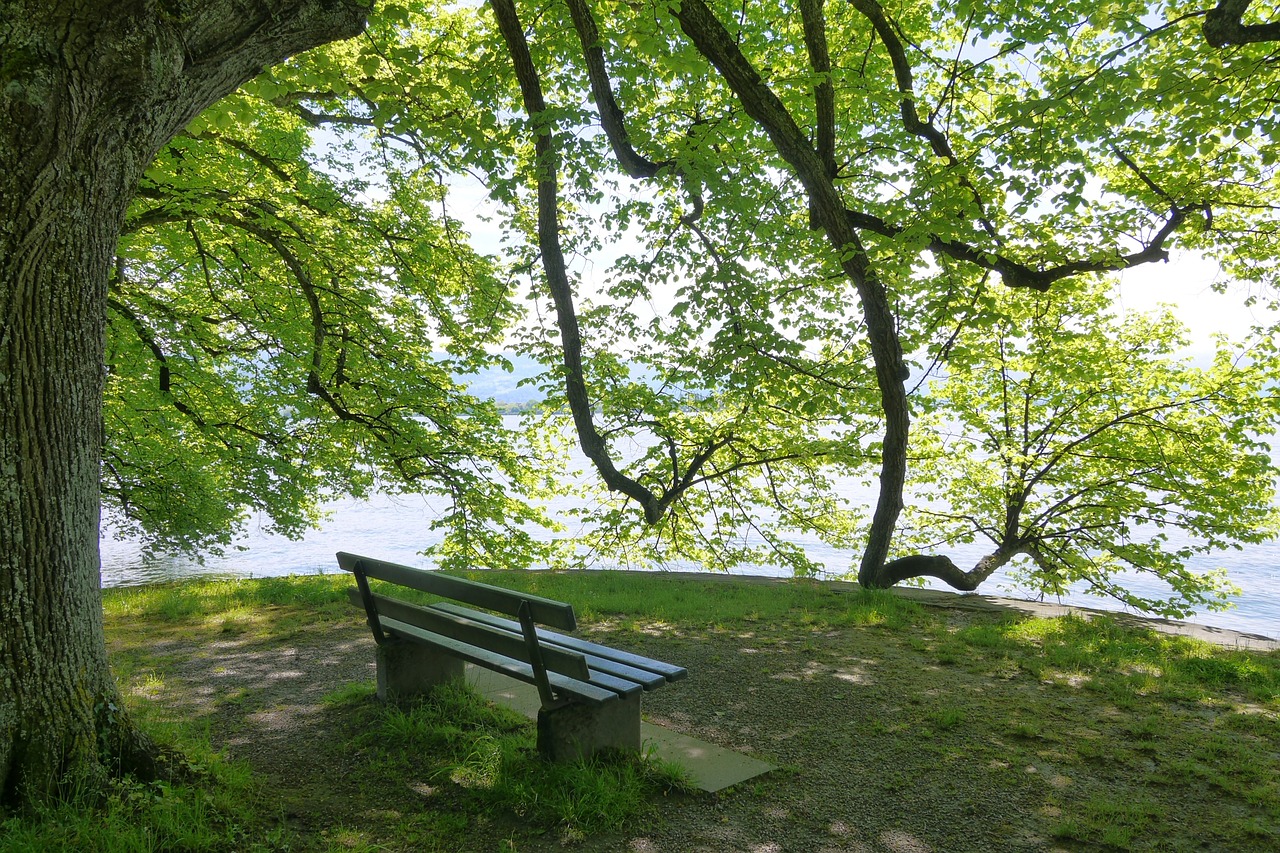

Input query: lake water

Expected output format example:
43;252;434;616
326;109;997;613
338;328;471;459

100;488;1280;642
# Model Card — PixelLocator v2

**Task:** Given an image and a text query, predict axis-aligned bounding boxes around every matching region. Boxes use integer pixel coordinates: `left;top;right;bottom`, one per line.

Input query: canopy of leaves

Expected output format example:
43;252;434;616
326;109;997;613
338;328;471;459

106;0;1280;610
105;9;547;569
907;279;1280;616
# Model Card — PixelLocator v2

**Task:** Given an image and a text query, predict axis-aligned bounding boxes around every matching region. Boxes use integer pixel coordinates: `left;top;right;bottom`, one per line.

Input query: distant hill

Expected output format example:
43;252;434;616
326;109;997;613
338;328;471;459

453;352;669;409
454;353;547;405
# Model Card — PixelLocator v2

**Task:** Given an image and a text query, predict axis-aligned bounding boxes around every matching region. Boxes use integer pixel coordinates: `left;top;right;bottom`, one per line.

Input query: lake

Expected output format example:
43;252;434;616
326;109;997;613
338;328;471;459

100;488;1280;642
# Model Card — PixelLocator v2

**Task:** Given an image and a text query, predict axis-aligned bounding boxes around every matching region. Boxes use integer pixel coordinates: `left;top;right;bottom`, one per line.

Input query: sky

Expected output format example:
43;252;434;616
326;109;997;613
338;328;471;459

1115;251;1279;360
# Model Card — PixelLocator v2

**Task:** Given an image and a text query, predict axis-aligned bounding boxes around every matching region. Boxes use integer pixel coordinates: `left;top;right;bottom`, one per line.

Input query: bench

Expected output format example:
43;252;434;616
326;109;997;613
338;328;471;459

336;552;686;762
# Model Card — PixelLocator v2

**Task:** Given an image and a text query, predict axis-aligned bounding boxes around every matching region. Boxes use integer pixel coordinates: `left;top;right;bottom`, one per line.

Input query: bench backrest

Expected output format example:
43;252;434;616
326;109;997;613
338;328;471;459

335;551;577;631
343;587;592;682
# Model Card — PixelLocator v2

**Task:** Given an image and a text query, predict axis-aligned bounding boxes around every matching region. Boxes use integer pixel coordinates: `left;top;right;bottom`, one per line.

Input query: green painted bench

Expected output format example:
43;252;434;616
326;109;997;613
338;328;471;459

336;552;686;761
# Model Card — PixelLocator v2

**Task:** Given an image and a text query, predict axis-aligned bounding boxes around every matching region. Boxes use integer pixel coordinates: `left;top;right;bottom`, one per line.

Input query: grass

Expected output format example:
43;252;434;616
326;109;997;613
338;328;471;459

354;568;923;631
102;574;353;627
953;610;1279;704
327;682;690;842
98;569;924;634
0;717;281;852
5;571;1279;851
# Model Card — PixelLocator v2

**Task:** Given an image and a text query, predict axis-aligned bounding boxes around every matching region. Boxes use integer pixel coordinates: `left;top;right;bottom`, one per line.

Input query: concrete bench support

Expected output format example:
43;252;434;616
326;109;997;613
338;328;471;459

376;639;465;701
537;692;642;762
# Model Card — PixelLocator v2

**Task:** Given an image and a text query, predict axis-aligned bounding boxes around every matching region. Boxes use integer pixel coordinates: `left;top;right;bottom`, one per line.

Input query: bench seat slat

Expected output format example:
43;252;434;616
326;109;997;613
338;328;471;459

583;656;669;691
370;597;643;698
378;616;618;707
337;552;577;631
345;588;592;682
579;669;645;697
417;604;668;691
430;603;687;685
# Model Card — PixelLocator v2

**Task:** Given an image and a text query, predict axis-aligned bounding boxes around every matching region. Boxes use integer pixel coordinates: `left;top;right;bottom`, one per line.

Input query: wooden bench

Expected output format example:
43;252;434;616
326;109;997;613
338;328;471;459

336;552;686;762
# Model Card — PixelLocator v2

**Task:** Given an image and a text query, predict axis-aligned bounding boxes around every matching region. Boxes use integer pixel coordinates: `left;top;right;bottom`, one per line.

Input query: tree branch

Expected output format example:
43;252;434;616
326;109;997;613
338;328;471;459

849;0;998;238
846;205;1186;292
561;0;705;222
1203;0;1280;47
489;0;670;521
799;0;836;181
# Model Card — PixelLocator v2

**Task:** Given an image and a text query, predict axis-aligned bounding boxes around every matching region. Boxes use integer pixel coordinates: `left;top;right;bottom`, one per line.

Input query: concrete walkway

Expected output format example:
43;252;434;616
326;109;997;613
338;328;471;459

466;666;773;793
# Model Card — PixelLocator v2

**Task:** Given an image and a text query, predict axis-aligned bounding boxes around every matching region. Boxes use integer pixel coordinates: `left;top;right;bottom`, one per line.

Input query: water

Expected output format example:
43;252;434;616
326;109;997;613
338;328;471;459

100;485;1280;641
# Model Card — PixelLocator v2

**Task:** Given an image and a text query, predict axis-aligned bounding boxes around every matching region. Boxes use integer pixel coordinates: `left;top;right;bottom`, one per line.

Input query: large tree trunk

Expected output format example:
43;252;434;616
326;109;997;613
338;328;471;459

0;0;366;808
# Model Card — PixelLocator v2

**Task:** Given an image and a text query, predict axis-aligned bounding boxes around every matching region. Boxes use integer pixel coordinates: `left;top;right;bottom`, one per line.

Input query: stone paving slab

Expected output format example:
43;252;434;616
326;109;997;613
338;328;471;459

466;666;773;793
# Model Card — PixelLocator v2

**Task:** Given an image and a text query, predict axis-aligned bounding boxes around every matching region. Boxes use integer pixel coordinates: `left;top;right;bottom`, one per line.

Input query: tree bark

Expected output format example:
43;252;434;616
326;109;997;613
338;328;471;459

1203;0;1280;47
0;0;366;807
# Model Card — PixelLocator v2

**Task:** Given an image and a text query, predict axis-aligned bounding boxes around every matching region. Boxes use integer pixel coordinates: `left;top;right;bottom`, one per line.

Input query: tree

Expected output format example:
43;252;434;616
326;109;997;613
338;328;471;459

465;0;1280;593
900;279;1279;616
0;0;369;807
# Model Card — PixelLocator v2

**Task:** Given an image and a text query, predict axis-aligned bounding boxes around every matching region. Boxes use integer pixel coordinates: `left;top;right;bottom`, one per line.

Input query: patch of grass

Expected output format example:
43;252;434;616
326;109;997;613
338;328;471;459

103;574;352;625
1005;718;1045;739
322;680;376;707
932;705;965;730
1221;709;1280;737
0;729;285;852
958;612;1280;704
1052;794;1167;849
331;682;691;837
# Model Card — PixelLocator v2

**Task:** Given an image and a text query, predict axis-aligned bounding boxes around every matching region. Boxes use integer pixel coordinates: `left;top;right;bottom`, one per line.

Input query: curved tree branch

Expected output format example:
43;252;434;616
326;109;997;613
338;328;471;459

560;0;705;223
849;0;998;238
561;0;670;179
1203;0;1280;47
872;544;1034;590
846;205;1186;292
489;0;668;521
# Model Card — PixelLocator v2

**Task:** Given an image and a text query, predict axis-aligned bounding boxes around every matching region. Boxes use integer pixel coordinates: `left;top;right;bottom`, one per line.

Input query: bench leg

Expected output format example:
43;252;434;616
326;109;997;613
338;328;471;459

536;693;642;763
376;639;465;701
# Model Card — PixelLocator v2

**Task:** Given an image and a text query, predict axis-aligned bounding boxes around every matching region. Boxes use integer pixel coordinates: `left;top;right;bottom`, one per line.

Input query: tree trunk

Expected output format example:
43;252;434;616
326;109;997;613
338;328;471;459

669;0;910;582
0;0;366;808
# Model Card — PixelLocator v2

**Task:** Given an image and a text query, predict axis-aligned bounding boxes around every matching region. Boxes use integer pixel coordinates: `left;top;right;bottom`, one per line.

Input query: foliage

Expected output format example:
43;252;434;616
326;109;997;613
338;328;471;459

105;2;544;569
102;0;1280;607
907;279;1280;616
